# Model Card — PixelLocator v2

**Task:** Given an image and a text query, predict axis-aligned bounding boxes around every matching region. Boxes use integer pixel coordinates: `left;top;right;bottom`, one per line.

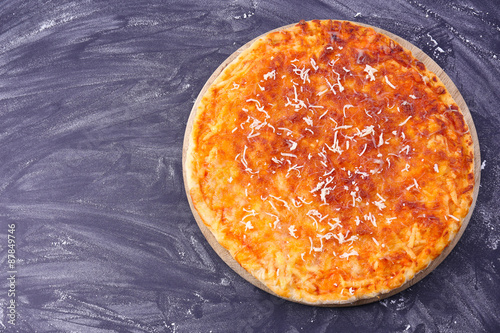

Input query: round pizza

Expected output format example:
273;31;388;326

184;20;476;305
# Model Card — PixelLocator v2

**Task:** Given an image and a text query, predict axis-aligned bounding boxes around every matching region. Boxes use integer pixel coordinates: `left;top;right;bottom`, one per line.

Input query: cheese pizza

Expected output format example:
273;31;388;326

184;20;475;304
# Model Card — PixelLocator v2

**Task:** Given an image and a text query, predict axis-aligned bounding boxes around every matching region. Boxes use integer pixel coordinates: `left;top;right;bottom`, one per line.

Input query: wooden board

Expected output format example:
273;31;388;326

182;20;481;307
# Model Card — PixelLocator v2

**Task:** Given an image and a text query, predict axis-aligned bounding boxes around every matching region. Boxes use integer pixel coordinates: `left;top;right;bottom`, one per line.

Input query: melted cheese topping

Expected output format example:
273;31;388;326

186;20;475;304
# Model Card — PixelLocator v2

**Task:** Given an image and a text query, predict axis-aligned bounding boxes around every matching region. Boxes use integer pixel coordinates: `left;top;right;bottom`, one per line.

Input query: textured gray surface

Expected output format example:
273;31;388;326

0;0;499;332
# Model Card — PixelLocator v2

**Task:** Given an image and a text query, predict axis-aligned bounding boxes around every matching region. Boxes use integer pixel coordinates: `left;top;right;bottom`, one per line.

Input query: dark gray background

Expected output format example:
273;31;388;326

0;0;499;332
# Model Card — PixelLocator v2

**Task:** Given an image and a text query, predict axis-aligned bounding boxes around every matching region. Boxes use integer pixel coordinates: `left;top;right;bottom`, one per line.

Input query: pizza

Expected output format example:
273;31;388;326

184;20;475;305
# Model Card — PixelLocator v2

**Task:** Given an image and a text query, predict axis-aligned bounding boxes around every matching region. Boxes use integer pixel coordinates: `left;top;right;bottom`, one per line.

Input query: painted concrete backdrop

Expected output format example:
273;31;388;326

0;0;498;332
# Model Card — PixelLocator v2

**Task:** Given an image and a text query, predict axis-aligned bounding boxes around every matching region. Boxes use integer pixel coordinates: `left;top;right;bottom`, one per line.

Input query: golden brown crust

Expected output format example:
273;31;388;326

185;20;474;304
